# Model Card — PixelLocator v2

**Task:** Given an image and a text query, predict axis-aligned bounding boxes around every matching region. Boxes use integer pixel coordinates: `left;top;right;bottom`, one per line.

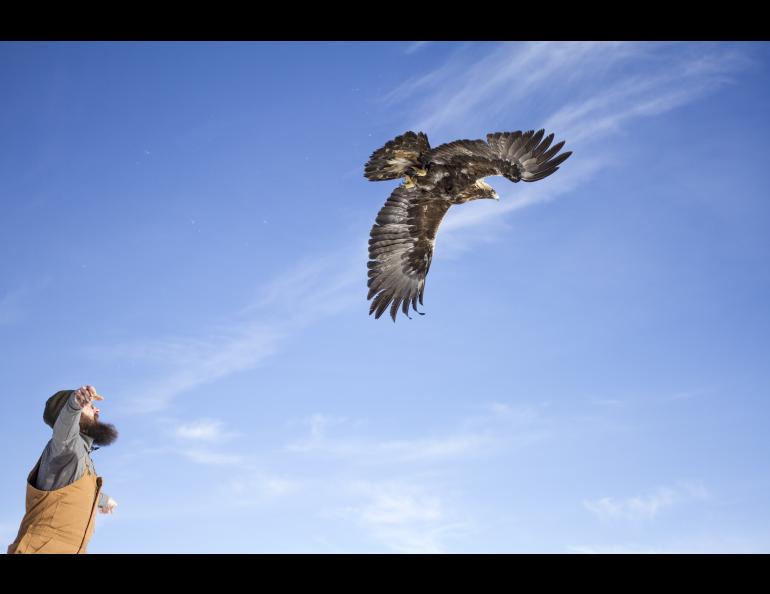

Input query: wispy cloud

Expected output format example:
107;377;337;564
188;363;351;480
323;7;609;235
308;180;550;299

380;44;470;108
289;429;497;463
568;534;761;554
567;543;693;554
404;41;431;55
174;419;238;442
353;481;443;524
221;473;302;505
135;442;246;467
286;402;550;464
278;403;551;551
167;418;244;464
591;399;625;407
287;418;495;462
336;480;470;553
93;246;362;414
122;417;246;469
176;448;244;466
386;42;746;142
382;42;749;253
661;388;715;403
238;249;362;319
543;47;749;145
388;42;627;137
111;324;287;414
583;481;710;522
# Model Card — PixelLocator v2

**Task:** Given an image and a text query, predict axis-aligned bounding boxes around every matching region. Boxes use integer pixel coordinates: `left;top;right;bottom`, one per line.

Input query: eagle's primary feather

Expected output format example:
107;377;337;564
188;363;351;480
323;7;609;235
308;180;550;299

365;129;572;321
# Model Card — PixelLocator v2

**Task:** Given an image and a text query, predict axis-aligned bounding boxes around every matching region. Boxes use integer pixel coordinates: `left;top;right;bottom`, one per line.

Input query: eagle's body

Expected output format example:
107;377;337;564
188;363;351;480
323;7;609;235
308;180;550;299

365;129;572;321
408;165;489;204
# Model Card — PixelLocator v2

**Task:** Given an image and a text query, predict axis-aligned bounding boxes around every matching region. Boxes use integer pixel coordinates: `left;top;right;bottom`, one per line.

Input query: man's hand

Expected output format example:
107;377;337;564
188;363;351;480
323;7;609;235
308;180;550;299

73;385;104;409
99;497;118;515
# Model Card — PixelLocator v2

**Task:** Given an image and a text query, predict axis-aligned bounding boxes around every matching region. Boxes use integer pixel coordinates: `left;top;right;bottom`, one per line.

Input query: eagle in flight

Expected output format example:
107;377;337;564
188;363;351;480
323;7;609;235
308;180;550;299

365;129;572;321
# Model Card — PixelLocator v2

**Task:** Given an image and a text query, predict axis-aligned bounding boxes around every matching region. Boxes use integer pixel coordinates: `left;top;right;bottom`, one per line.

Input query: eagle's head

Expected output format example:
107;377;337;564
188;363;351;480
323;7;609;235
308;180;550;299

474;179;499;201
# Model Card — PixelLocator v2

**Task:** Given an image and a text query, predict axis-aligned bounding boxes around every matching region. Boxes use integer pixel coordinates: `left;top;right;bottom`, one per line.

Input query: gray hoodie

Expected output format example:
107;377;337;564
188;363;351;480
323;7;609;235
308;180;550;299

36;392;110;509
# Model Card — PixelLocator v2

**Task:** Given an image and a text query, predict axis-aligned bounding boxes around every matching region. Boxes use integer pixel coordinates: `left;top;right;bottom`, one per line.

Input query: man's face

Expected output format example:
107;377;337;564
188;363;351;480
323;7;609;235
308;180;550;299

80;399;100;422
79;401;118;446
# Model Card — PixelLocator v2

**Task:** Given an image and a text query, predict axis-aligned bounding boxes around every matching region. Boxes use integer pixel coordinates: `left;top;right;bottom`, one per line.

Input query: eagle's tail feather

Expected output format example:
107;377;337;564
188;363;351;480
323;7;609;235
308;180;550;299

364;131;430;181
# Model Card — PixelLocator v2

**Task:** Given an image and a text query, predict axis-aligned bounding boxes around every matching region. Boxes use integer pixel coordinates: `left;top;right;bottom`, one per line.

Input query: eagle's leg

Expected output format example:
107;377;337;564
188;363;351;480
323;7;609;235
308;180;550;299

403;175;416;189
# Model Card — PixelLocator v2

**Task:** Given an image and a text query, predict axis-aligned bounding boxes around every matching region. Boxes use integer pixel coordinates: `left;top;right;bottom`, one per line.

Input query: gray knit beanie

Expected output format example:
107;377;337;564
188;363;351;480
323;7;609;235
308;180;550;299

43;390;75;428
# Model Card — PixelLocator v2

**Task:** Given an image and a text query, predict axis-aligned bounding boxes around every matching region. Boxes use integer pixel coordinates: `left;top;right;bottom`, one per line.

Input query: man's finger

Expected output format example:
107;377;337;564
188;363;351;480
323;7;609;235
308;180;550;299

83;385;104;401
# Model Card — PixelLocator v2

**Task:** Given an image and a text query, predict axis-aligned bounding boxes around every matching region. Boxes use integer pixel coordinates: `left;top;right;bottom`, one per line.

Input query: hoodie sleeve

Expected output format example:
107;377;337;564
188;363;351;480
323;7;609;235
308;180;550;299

51;392;83;450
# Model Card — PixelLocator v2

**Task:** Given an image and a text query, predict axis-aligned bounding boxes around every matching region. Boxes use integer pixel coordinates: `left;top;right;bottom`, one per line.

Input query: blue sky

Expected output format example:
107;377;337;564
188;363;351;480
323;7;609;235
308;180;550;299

1;41;769;553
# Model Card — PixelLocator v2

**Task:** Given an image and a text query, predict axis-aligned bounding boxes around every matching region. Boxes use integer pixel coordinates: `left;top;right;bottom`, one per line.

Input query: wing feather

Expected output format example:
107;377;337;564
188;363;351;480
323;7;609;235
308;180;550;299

426;129;571;184
364;131;431;181
367;185;451;321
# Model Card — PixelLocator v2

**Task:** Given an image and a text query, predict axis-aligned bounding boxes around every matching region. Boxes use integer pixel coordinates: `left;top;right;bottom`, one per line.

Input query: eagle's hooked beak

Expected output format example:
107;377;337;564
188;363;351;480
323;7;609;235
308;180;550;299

415;168;428;177
475;179;498;200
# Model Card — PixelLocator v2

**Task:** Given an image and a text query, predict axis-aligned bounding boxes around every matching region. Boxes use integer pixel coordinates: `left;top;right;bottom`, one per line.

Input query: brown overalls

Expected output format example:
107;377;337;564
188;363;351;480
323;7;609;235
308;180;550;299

7;457;103;554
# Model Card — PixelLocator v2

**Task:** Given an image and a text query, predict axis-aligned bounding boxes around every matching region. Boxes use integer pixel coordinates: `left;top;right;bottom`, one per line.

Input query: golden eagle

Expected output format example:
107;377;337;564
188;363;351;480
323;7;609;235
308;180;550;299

365;129;572;321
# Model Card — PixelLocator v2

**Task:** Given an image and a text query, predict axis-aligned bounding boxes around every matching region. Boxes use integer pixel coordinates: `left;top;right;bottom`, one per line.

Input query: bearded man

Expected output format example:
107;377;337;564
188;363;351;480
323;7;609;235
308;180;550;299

7;385;119;554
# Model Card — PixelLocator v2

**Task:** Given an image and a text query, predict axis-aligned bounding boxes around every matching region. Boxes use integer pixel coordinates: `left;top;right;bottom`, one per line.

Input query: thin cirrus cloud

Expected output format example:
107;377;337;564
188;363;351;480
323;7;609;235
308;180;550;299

543;47;750;145
115;418;246;475
403;41;431;55
567;543;696;554
177;448;244;466
174;419;238;442
285;402;551;464
583;481;711;522
393;42;750;248
389;41;629;136
334;480;470;553
567;534;761;554
220;473;301;507
387;42;747;143
275;403;551;550
287;425;496;462
284;411;488;460
112;323;287;415
101;246;362;415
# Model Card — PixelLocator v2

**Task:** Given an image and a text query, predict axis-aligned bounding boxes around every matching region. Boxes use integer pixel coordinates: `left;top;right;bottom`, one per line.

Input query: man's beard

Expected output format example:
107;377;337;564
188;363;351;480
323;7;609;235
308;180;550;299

79;415;119;446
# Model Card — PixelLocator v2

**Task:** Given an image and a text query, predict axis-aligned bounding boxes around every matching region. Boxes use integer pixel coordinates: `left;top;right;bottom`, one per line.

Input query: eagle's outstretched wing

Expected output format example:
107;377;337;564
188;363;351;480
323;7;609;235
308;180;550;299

429;129;571;183
367;185;450;321
364;131;431;181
